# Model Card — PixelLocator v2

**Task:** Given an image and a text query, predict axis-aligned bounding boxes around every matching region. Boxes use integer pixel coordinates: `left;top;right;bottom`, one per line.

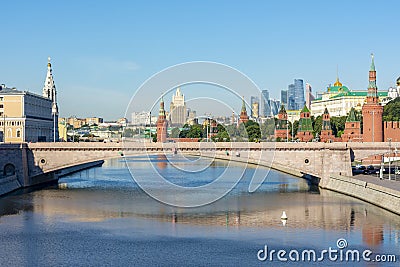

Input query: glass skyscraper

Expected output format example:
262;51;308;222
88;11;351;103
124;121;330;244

280;89;288;109
288;84;295;110
287;79;305;110
294;79;305;110
261;89;271;117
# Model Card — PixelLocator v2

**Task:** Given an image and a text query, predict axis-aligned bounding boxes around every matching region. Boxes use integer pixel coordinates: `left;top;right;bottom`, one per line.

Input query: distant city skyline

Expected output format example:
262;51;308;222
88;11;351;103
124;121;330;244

1;1;400;120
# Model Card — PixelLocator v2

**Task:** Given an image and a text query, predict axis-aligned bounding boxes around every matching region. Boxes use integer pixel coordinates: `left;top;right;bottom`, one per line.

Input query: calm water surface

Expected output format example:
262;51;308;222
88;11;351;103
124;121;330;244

0;155;399;266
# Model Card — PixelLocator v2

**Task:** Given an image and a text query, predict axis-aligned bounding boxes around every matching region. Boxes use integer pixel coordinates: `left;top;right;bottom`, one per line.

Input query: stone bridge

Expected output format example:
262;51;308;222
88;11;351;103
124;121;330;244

346;142;400;162
0;141;397;196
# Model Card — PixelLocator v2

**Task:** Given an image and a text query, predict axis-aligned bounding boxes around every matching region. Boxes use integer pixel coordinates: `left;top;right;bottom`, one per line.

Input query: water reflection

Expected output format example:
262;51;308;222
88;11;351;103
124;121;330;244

1;157;399;254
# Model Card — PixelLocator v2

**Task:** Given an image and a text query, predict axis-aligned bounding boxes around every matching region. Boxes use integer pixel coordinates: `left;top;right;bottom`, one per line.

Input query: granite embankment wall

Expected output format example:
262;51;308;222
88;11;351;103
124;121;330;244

208;149;400;216
319;175;400;216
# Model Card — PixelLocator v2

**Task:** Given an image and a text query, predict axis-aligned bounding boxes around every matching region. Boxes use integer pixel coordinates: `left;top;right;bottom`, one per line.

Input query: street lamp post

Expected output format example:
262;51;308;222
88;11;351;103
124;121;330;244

206;118;209;142
395;147;398;181
388;138;392;180
286;121;289;142
2;114;5;143
291;117;294;142
72;115;76;143
149;111;152;143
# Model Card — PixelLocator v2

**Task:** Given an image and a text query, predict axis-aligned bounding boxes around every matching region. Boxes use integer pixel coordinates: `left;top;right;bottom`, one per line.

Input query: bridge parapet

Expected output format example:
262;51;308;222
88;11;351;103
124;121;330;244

0;141;359;196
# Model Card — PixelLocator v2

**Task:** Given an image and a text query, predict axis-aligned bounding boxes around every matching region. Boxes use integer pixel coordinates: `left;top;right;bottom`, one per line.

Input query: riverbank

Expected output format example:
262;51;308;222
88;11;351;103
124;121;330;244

0;160;104;197
196;151;400;216
319;174;400;216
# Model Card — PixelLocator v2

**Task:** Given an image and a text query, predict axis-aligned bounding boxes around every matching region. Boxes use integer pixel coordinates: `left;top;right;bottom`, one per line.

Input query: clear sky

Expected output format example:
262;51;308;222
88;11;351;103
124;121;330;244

1;1;400;120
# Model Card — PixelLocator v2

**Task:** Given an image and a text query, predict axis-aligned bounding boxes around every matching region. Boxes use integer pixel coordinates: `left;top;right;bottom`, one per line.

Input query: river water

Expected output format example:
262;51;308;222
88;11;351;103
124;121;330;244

0;155;399;266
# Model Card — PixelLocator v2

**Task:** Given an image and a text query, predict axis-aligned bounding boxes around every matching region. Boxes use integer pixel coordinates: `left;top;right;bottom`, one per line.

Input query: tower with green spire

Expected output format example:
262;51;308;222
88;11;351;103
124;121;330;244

342;107;362;142
275;105;291;141
362;53;383;142
296;105;313;142
239;96;249;124
156;96;168;142
320;107;334;142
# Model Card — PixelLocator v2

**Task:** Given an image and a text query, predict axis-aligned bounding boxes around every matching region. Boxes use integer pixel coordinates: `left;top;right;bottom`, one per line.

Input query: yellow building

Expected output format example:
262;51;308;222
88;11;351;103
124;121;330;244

311;78;388;117
85;117;103;126
58;121;68;142
0;87;54;142
0;58;59;143
66;117;86;128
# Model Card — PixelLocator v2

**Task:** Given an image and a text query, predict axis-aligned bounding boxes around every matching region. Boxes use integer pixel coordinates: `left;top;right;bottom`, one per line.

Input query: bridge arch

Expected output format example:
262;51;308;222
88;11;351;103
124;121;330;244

3;163;15;177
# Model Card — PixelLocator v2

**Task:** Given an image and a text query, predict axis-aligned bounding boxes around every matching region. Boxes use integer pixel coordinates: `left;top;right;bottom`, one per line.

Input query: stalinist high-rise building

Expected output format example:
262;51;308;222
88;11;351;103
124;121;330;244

169;88;187;127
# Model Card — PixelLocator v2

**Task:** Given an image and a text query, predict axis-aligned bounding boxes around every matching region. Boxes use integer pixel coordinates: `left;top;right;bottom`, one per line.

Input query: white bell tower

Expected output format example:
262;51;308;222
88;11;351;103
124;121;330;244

43;57;59;141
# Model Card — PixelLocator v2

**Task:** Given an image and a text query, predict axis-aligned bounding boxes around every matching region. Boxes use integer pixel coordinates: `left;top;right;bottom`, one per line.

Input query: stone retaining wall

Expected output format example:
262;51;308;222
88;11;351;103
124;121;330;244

319;175;400;216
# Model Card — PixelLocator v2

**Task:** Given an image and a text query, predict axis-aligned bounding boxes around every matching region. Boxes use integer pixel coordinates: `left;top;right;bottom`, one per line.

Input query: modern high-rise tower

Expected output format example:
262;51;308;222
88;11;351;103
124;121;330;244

261;89;271;117
287;83;295;110
288;79;305;110
294;79;305;110
305;83;315;109
280;89;288;110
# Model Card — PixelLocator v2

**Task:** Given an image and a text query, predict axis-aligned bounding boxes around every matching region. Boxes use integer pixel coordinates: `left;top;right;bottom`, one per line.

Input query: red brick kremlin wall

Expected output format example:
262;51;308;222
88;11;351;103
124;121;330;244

384;121;400;142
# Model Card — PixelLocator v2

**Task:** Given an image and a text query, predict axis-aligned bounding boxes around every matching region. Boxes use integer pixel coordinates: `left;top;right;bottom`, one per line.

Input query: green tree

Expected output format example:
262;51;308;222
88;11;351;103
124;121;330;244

170;127;180;138
292;120;299;137
187;124;203;138
312;115;322;138
212;131;230;142
263;118;277;140
178;124;190;138
246;124;261;142
238;122;247;139
226;124;239;138
331;116;347;137
122;128;134;137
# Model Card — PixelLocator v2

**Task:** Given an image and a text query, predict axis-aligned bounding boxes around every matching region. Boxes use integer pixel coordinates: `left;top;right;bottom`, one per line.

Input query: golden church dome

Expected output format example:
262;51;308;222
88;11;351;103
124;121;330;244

333;78;342;87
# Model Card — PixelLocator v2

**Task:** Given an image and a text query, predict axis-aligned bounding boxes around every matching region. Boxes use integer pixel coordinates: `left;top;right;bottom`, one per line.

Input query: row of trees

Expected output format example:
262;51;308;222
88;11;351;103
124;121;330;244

170;120;262;142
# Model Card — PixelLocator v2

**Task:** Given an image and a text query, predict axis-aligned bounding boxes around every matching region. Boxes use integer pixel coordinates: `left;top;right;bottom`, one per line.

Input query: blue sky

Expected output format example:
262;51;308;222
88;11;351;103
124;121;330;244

1;1;400;120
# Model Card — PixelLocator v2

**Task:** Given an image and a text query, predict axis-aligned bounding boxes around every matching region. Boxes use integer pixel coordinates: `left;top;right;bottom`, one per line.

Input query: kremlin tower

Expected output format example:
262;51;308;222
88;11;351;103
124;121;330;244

275;105;290;141
296;105;313;142
362;54;383;142
320;107;334;142
156;97;168;142
239;97;249;124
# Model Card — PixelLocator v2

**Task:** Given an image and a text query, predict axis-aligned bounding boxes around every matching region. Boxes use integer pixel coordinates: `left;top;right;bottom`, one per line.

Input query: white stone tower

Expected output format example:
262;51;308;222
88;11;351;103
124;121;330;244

43;57;59;141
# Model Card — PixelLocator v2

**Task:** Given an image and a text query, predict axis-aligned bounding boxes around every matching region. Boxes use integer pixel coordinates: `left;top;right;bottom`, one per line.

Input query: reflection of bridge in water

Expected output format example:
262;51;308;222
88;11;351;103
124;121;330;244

0;142;399;216
2;185;398;248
